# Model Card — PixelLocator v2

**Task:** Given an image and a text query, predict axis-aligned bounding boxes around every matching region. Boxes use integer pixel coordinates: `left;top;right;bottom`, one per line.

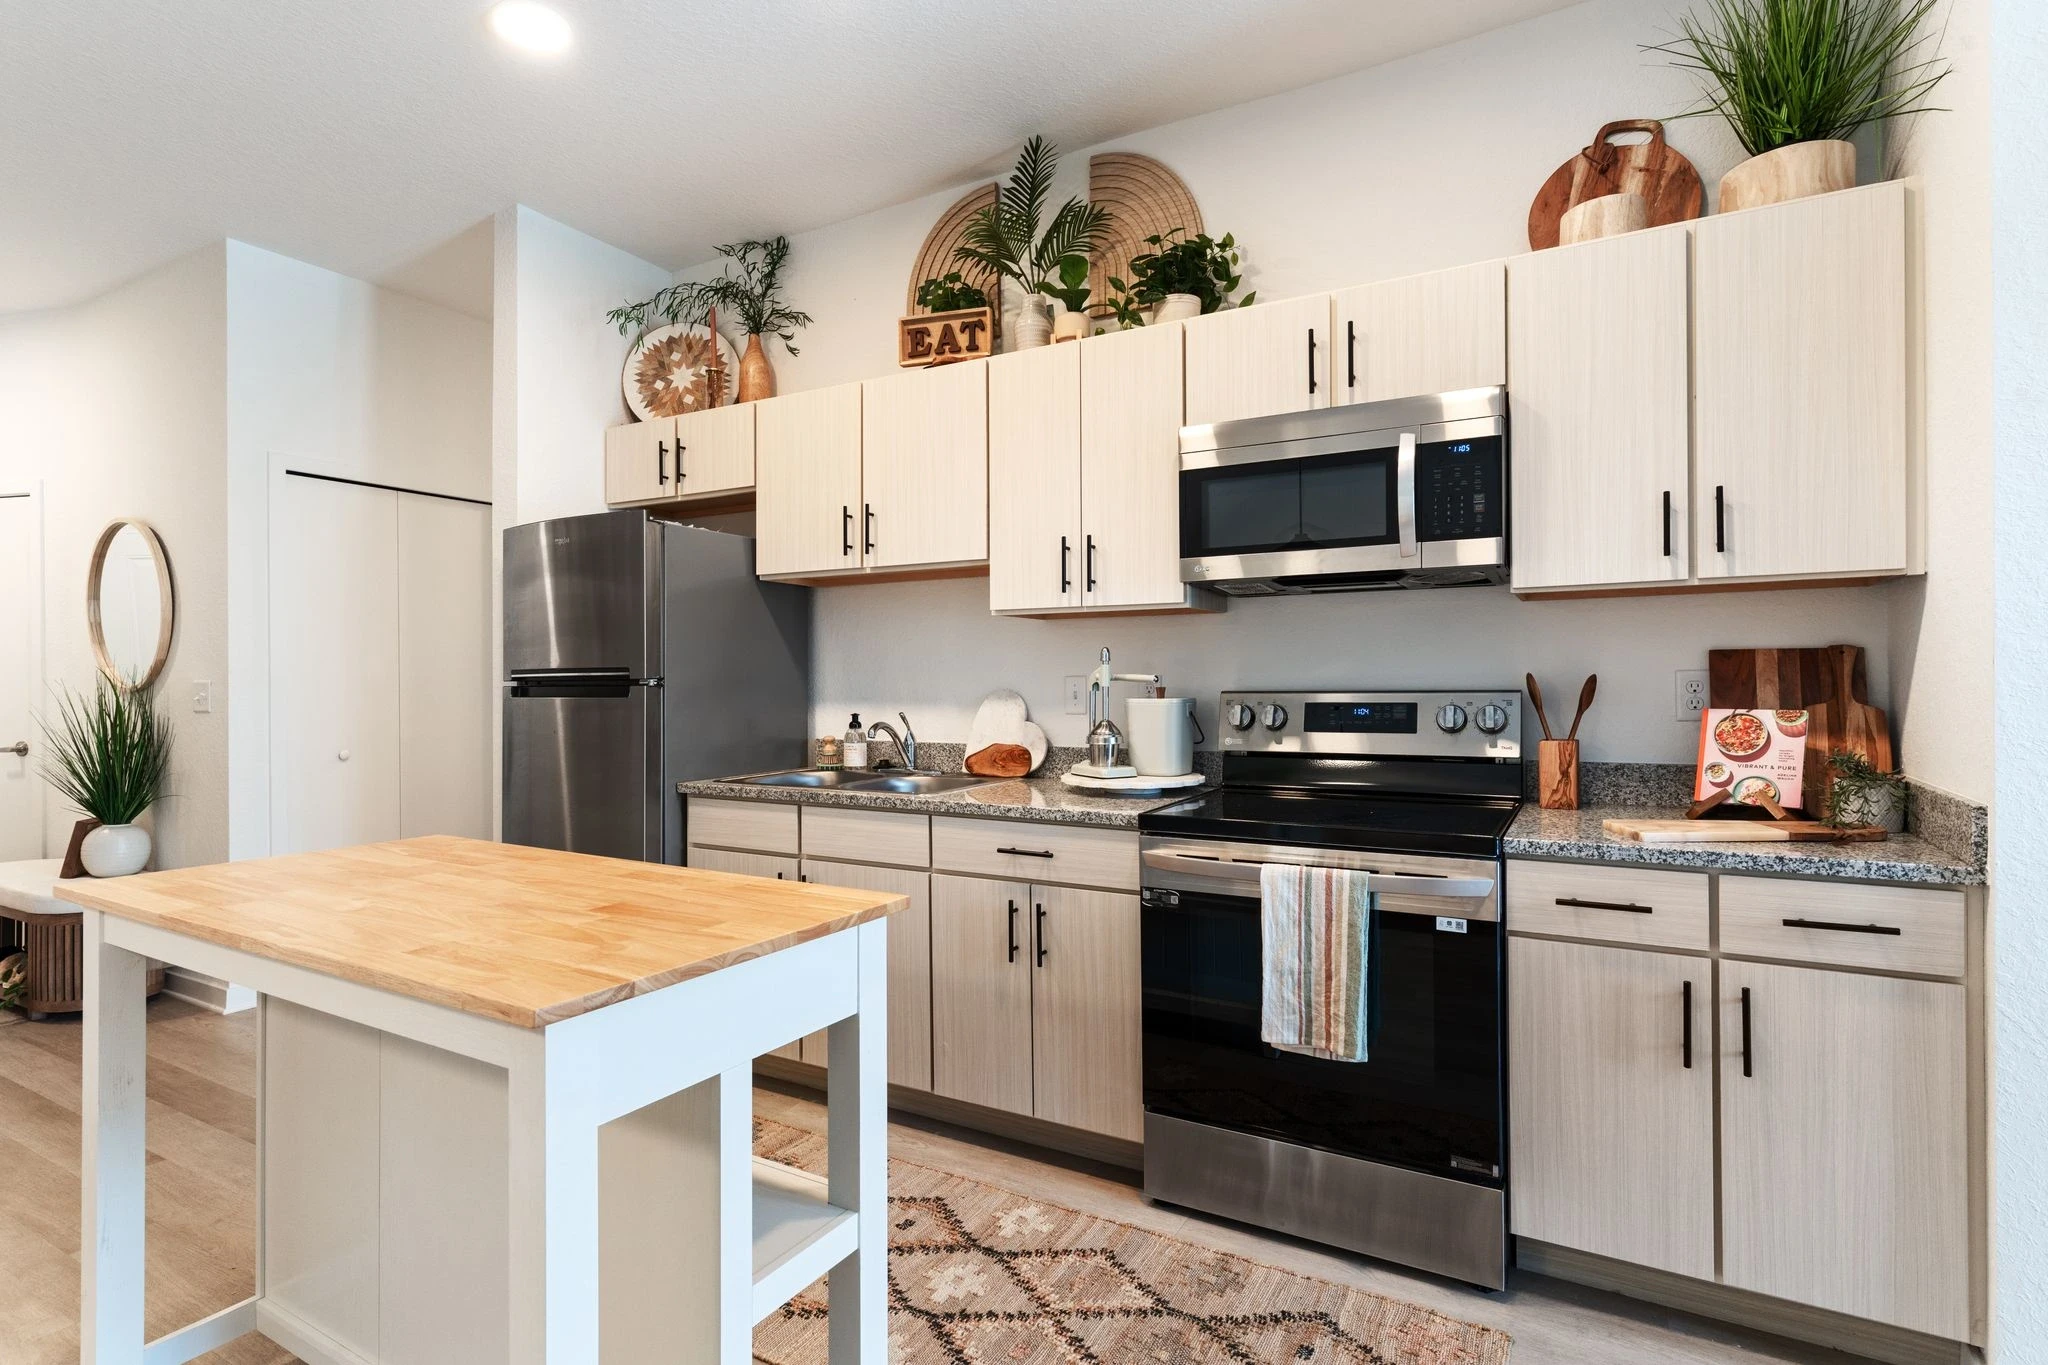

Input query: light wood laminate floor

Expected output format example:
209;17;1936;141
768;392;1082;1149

1;999;1881;1365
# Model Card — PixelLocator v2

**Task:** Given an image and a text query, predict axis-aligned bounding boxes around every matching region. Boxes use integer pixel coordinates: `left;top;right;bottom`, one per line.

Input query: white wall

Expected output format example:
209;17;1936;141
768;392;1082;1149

674;0;1910;759
224;241;492;859
0;246;230;866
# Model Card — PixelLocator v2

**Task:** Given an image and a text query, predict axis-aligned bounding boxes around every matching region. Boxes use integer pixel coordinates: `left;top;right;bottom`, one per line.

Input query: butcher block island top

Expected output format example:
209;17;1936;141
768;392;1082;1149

56;834;909;1028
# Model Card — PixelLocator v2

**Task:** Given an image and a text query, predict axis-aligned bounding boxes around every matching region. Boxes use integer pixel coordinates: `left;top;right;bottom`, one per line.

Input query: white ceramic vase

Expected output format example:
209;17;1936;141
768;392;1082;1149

1013;293;1052;349
82;822;151;878
1153;293;1202;324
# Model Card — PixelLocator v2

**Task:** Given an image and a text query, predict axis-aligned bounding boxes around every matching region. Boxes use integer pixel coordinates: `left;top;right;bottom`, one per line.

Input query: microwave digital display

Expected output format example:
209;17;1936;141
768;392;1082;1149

1305;701;1419;734
1418;436;1503;541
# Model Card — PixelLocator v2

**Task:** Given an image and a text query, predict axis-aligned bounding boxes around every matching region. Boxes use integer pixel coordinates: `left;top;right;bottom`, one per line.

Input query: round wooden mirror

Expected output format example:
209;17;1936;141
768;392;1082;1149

87;519;175;690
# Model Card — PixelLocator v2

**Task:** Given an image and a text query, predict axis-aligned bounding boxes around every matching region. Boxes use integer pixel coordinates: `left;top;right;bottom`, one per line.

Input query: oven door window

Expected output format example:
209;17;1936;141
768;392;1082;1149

1180;447;1398;558
1141;886;1502;1185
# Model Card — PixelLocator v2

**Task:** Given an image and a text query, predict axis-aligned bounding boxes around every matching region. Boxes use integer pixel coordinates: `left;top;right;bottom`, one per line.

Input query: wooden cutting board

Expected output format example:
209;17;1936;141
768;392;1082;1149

1528;120;1703;250
1603;818;1887;844
1706;644;1893;814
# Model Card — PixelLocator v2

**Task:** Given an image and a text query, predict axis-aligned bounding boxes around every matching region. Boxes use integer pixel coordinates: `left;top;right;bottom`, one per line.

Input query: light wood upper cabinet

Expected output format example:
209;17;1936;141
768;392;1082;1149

604;417;677;507
929;873;1034;1116
1081;322;1192;610
988;344;1082;613
1183;294;1332;427
1029;885;1143;1142
754;383;863;578
1330;261;1506;405
1509;227;1692;592
861;360;988;570
1719;959;1968;1340
1694;182;1910;581
1508;937;1714;1281
673;403;755;497
802;858;933;1092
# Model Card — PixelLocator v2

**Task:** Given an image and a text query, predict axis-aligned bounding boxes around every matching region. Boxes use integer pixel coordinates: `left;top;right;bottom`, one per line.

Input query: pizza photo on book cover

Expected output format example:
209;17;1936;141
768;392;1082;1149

1695;708;1810;809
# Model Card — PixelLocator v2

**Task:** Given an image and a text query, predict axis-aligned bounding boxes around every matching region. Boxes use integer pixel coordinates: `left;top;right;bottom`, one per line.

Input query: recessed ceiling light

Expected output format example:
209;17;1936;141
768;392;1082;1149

489;2;572;56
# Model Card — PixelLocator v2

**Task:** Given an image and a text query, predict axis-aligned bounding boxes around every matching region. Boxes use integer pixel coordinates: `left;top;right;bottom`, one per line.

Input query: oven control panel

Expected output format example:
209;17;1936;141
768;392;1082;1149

1218;689;1521;760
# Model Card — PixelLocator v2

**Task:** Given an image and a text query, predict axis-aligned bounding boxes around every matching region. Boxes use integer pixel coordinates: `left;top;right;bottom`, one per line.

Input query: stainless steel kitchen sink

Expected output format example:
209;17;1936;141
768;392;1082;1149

735;769;878;788
848;772;998;795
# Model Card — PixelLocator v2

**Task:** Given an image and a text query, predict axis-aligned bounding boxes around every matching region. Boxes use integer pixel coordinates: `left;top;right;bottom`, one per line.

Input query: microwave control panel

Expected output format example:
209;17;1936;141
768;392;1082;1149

1417;435;1504;542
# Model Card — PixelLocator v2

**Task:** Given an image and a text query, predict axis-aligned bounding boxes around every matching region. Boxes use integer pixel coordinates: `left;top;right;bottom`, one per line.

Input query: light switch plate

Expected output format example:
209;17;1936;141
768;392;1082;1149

191;680;212;714
1064;676;1087;714
1674;670;1708;723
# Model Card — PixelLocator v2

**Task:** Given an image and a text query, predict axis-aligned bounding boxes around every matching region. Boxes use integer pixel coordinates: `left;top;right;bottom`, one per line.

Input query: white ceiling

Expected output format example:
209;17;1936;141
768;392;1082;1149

1;0;1581;320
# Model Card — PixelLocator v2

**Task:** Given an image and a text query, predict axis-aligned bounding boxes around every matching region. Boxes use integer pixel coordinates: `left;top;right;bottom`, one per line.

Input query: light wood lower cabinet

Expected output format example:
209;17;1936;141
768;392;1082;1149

1719;959;1968;1339
1029;885;1143;1142
1508;937;1714;1280
929;874;1034;1114
799;858;933;1092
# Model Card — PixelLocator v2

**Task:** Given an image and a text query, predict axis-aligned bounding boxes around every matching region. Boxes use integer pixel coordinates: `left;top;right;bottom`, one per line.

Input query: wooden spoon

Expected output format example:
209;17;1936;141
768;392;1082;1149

1525;672;1555;741
1565;674;1599;741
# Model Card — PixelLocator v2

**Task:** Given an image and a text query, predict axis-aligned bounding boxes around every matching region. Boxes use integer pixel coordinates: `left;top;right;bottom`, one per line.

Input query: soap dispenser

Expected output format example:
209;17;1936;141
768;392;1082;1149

843;713;869;769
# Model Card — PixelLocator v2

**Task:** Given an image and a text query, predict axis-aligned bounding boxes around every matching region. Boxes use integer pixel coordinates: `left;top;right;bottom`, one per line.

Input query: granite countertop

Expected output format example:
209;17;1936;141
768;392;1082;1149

677;774;1203;830
1507;805;1984;886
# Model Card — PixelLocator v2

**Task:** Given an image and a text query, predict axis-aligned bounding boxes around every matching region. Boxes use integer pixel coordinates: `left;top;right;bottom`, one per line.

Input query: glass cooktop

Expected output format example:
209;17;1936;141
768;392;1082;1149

1139;787;1521;858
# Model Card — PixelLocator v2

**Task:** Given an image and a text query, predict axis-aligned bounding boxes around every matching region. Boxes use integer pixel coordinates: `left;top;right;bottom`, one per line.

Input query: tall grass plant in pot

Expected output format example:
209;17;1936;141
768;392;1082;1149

1649;0;1948;211
40;680;173;877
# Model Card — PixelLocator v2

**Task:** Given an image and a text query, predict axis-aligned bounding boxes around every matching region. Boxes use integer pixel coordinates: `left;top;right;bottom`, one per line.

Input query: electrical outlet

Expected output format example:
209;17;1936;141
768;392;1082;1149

191;680;212;714
1064;675;1087;714
1674;670;1709;723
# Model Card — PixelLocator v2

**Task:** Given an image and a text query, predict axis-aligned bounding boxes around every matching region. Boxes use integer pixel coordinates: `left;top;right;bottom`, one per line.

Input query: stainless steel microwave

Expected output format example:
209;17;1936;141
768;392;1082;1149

1178;387;1508;595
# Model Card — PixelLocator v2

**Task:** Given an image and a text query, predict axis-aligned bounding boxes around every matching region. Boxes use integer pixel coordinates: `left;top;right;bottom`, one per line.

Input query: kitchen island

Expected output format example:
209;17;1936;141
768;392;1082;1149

59;835;908;1365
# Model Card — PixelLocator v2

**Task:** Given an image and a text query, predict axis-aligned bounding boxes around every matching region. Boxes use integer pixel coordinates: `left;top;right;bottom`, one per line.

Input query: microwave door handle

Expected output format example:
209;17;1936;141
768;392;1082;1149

1397;430;1419;558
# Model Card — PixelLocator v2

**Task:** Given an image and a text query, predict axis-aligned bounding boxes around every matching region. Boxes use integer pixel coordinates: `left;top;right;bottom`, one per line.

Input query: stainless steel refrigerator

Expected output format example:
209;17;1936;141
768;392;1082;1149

502;511;809;863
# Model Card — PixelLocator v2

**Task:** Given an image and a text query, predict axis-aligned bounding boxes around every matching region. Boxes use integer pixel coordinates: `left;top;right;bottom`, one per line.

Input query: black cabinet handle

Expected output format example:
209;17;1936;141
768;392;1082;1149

841;505;853;557
863;503;875;555
1007;899;1019;963
1085;535;1097;591
1662;490;1673;557
1060;535;1071;594
1307;328;1318;395
676;443;686;483
1715;485;1726;553
1781;917;1902;936
1346;320;1357;390
657;440;669;485
1740;986;1753;1078
1681;980;1693;1070
997;846;1054;859
1034;902;1047;967
775;871;784;879
1555;896;1652;915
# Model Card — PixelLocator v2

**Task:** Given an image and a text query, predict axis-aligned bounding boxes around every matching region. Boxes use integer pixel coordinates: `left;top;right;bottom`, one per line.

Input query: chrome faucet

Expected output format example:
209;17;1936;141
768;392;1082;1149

867;712;922;773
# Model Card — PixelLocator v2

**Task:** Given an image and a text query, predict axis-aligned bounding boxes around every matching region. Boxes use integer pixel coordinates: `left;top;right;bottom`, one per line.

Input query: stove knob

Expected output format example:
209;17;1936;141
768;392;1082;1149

1435;703;1469;734
1475;703;1512;735
1261;703;1289;731
1225;702;1256;730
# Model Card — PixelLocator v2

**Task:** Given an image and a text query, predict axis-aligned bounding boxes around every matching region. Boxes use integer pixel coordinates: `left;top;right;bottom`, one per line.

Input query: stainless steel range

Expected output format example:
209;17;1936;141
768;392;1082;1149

1137;688;1522;1289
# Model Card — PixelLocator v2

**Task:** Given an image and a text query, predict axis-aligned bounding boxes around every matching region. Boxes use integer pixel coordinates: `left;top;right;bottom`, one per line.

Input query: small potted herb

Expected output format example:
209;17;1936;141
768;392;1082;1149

1106;229;1256;327
1648;0;1949;211
1823;750;1907;833
1038;255;1094;342
915;272;991;313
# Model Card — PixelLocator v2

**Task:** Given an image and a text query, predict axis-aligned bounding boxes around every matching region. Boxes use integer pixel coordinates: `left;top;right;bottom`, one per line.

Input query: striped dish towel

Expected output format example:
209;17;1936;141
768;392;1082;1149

1260;861;1371;1063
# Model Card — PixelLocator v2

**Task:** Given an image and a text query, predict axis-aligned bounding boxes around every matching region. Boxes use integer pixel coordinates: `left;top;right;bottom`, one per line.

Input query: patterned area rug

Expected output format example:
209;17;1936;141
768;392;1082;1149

751;1118;1510;1365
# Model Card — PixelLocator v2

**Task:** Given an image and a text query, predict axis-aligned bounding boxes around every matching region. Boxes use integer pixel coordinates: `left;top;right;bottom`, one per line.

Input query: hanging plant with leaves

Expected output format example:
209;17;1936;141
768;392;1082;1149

1646;0;1950;157
608;236;814;354
952;137;1114;296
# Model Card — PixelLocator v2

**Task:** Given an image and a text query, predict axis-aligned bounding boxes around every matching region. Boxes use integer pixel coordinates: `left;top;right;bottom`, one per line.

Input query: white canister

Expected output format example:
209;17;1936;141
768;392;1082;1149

1124;697;1198;777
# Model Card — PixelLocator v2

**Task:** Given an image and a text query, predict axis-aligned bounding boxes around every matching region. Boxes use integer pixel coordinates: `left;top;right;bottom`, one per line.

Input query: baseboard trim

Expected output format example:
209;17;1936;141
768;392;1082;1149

753;1057;1143;1170
1514;1240;1977;1365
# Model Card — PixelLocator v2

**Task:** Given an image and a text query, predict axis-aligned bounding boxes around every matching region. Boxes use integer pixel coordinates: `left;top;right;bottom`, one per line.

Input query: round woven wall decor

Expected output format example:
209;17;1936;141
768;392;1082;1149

1087;153;1203;316
906;182;999;316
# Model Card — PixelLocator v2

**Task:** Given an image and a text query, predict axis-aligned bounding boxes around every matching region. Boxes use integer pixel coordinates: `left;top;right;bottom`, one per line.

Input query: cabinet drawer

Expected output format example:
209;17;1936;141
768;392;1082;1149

686;798;798;856
1719;877;1965;977
931;817;1138;891
1506;860;1709;950
801;806;930;868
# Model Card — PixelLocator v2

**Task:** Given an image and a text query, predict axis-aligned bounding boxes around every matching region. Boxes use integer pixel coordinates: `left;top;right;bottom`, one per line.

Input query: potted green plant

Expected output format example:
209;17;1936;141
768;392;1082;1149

1823;750;1907;833
40;679;173;878
914;272;991;312
953;136;1113;349
1039;255;1094;342
608;236;812;403
1649;0;1949;211
1106;229;1256;326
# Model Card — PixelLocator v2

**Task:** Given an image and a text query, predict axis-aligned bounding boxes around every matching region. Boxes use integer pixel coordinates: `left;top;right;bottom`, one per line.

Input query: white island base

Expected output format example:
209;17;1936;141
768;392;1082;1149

79;907;891;1365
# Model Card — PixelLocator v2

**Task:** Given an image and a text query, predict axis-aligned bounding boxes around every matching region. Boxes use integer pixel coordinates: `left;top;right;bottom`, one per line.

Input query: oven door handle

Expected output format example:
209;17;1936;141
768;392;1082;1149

1141;849;1491;900
1396;430;1419;559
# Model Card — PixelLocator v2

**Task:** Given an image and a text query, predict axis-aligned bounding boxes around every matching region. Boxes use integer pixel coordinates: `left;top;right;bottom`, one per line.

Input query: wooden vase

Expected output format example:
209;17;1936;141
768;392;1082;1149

1538;739;1580;811
1717;140;1855;213
736;333;775;403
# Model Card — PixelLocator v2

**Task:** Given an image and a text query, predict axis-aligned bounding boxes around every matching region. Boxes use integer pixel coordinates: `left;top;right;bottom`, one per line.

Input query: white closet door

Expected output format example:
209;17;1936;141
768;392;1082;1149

397;494;490;839
272;476;401;854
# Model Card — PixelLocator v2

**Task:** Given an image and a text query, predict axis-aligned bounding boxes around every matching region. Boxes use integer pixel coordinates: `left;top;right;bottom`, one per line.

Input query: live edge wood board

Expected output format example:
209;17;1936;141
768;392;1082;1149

56;835;908;1029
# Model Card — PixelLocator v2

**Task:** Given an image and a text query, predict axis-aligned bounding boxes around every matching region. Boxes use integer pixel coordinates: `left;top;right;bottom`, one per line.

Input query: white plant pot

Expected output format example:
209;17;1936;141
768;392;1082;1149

82;822;151;878
1051;310;1091;343
1153;293;1202;324
1012;294;1052;350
